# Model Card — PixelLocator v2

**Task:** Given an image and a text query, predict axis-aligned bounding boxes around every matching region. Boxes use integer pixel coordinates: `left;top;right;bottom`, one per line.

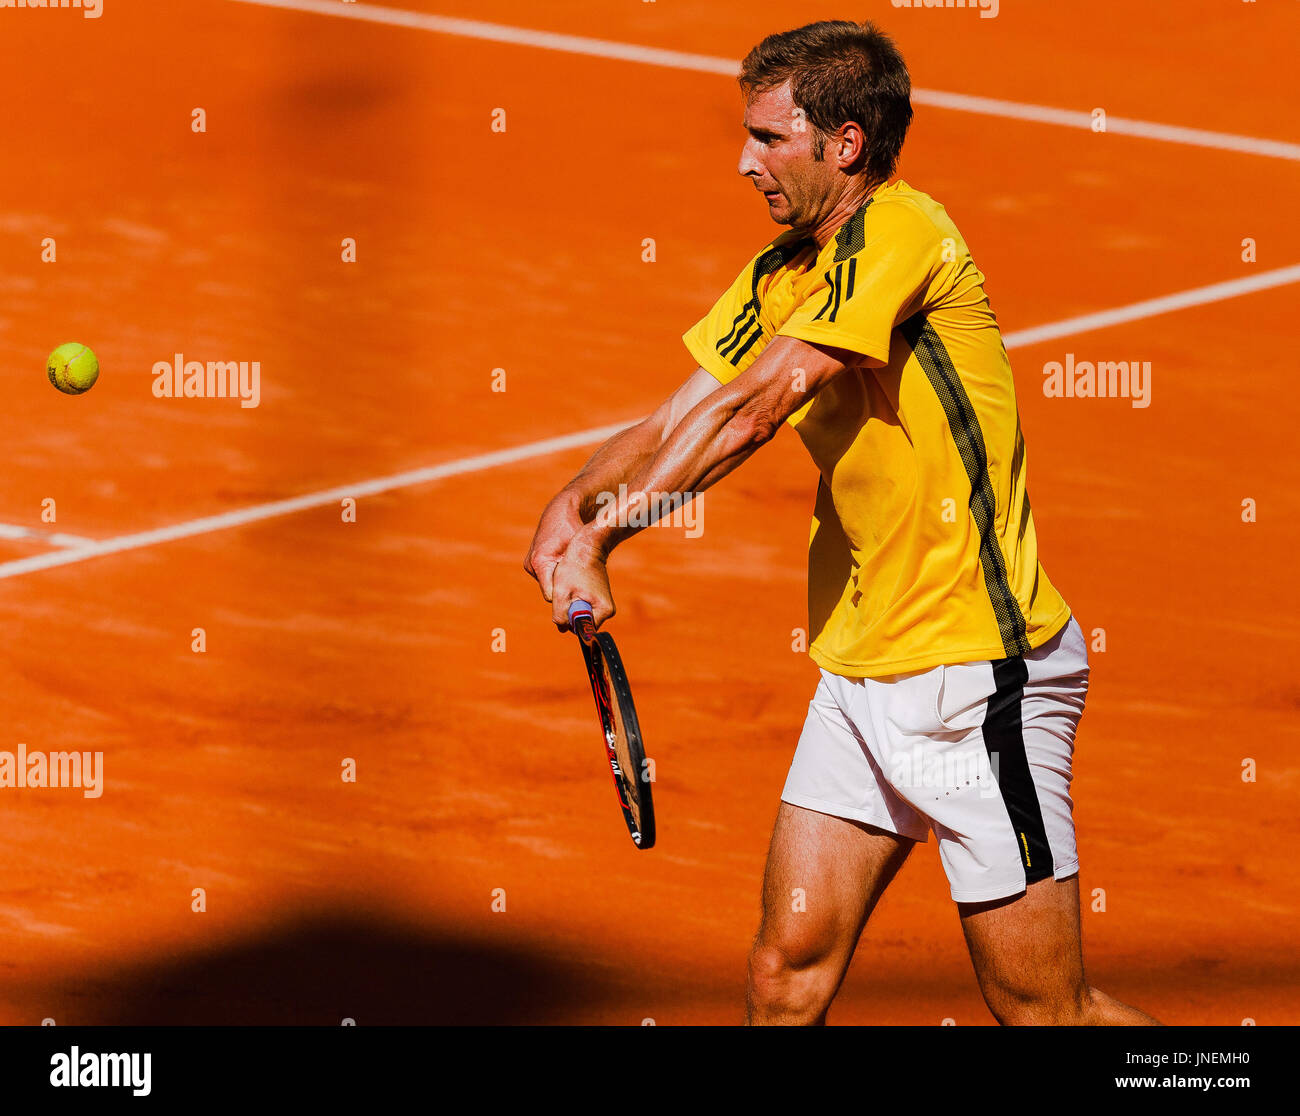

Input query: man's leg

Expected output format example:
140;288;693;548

746;802;914;1025
959;873;1160;1025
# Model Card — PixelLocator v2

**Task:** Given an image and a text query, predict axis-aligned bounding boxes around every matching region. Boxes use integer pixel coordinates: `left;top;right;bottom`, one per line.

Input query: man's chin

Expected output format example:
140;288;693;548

765;201;796;226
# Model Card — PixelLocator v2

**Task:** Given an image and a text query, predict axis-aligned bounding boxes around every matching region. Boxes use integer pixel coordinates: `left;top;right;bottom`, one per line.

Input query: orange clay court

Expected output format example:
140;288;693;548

0;0;1296;1025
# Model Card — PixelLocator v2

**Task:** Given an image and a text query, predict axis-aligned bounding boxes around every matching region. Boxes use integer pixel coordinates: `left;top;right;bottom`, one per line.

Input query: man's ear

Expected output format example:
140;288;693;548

837;122;867;171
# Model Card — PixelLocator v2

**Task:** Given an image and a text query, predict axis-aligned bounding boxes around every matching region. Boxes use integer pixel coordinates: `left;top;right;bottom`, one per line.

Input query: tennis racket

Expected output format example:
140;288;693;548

567;599;655;850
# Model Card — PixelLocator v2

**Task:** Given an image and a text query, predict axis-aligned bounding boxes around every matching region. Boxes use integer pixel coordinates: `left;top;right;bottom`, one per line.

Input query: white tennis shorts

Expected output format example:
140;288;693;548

782;617;1088;903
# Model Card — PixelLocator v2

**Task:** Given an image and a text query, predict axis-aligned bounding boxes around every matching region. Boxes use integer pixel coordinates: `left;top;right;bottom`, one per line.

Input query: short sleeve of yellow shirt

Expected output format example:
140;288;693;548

776;200;944;366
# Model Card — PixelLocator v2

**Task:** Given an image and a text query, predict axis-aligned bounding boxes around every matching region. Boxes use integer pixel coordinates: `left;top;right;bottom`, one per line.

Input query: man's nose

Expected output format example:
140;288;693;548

737;138;762;178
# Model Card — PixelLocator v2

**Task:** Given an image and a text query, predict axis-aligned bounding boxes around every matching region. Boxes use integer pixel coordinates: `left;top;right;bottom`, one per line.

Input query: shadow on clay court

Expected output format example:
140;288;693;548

17;910;620;1026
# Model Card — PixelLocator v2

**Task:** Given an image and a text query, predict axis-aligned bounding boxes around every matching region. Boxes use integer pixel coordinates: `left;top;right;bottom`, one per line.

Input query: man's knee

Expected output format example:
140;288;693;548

747;929;842;1022
752;915;832;969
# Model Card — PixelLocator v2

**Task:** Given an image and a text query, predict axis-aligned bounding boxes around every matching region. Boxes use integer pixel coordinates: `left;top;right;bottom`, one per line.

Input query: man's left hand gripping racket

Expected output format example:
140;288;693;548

567;600;655;850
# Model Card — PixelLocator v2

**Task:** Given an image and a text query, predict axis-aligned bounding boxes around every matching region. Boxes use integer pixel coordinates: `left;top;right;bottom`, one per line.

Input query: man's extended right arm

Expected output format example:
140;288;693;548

523;367;719;602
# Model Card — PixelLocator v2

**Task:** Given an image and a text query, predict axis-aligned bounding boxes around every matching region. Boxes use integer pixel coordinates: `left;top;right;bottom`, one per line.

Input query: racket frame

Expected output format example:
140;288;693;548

568;600;656;850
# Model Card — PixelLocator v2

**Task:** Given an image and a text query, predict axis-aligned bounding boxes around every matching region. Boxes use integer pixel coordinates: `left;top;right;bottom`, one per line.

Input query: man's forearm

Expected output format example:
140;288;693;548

555;419;663;521
575;389;771;557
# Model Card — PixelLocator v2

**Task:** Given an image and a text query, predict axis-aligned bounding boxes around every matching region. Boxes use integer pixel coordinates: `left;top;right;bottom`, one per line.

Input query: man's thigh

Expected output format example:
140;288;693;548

957;874;1088;1020
757;801;913;964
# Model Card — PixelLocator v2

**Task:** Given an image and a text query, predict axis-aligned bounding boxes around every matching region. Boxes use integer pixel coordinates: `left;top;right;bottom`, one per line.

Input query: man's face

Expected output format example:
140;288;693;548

738;81;835;229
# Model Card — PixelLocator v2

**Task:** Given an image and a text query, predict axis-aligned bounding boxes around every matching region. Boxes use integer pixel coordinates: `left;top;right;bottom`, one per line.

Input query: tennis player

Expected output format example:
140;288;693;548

525;19;1158;1026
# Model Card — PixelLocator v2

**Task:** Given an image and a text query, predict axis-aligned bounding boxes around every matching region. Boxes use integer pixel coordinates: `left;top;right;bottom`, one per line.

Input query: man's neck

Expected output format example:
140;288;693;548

807;178;883;249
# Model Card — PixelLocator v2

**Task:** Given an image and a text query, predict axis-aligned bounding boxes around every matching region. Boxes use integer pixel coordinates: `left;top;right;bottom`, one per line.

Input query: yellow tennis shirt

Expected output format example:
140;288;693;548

683;180;1071;677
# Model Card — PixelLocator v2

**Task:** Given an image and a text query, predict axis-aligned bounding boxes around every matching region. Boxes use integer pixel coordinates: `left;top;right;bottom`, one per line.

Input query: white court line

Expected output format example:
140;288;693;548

1;263;1297;582
1002;264;1300;349
0;421;634;580
0;524;96;548
225;0;1300;162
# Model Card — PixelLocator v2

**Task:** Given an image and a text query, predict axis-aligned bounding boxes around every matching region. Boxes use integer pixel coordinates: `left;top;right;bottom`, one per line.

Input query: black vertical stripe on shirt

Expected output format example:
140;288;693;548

899;312;1031;658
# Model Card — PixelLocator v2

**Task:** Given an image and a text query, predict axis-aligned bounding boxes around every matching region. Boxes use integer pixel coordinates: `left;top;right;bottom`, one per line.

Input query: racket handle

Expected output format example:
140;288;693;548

568;599;595;639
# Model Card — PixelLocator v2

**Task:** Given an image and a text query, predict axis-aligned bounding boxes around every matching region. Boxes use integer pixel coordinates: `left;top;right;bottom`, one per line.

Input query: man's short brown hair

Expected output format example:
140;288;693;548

739;20;913;182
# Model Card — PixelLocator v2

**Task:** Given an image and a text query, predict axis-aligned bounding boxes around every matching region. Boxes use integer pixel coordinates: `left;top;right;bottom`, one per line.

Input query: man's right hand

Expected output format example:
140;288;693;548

524;489;585;603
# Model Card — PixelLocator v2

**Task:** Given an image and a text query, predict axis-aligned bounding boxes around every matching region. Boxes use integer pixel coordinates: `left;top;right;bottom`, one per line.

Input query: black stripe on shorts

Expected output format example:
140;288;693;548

981;655;1053;886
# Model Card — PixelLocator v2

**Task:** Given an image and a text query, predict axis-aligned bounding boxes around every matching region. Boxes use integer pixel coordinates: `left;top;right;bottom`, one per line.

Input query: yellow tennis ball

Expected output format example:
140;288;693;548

47;342;100;395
